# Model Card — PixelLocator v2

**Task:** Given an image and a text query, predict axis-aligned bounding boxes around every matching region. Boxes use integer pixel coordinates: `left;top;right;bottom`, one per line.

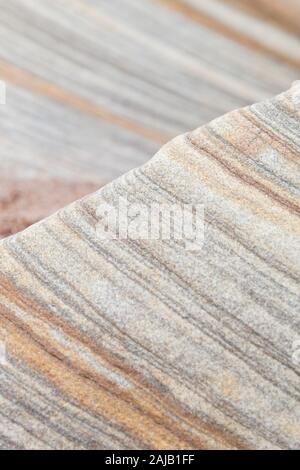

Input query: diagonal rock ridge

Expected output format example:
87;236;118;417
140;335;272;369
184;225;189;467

0;84;299;449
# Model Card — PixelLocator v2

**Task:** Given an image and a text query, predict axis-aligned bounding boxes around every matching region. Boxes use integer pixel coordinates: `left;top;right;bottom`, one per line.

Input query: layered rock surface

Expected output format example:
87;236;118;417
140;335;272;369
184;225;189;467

0;85;299;449
1;0;300;237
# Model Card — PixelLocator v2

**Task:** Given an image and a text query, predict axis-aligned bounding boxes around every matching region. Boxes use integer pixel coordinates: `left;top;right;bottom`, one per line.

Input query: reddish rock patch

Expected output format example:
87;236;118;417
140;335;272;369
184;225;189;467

0;179;101;238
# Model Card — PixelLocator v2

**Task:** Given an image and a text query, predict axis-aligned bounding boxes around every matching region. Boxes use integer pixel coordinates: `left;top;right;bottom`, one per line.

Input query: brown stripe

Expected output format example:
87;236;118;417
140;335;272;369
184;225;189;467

240;109;300;165
0;275;248;450
0;59;169;144
187;134;300;216
1;305;201;449
223;0;300;39
155;0;300;70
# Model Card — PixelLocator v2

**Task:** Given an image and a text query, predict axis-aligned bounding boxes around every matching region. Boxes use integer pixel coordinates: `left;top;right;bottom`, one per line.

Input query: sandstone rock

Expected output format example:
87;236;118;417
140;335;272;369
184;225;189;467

0;85;299;449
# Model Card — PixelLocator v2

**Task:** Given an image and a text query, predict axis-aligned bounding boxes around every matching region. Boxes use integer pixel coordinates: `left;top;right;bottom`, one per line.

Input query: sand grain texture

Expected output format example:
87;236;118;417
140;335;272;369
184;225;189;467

0;85;299;450
1;0;300;237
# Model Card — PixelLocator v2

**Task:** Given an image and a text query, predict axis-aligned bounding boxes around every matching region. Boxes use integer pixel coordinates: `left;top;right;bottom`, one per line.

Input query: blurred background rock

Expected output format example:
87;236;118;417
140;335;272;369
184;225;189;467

0;0;299;236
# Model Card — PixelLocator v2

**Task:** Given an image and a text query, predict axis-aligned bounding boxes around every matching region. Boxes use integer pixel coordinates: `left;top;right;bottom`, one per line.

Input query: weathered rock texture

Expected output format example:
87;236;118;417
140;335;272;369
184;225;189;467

0;85;299;449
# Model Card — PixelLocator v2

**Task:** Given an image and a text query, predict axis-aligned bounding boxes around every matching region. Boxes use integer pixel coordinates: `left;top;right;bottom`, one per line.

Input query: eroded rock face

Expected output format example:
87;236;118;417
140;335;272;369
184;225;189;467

0;85;299;450
0;179;101;238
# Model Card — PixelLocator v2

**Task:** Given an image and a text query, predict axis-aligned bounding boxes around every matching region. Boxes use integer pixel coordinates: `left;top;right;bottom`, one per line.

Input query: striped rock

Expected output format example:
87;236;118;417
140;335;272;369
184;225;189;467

0;84;299;449
1;0;300;237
